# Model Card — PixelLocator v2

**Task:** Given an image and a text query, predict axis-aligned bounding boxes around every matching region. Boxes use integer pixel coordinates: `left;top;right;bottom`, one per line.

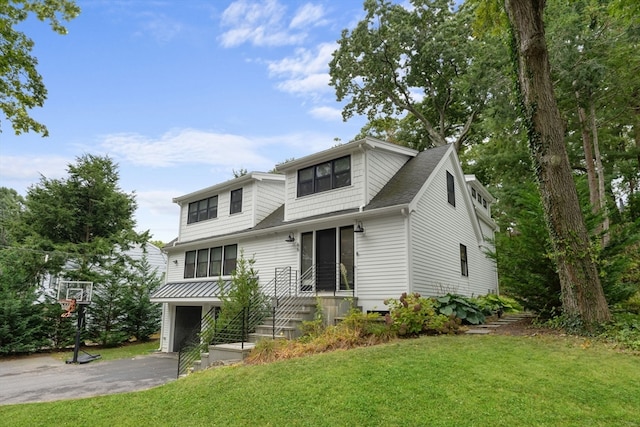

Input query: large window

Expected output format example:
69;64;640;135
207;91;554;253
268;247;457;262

230;189;243;214
446;171;455;207
297;156;351;197
184;244;238;279
184;250;196;278
460;244;468;277
187;196;218;224
223;244;238;275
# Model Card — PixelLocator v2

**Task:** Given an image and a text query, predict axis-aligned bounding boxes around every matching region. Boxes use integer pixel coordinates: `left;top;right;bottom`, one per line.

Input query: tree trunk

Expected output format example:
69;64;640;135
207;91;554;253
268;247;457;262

589;99;610;246
504;0;611;324
575;92;599;213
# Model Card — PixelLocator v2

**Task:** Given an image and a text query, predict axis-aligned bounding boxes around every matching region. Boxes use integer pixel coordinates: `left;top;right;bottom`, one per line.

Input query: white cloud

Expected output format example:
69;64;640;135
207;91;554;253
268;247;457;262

290;3;327;29
309;106;343;121
0;156;73;182
135;12;184;43
99;128;275;170
276;73;331;95
219;0;306;47
268;43;336;77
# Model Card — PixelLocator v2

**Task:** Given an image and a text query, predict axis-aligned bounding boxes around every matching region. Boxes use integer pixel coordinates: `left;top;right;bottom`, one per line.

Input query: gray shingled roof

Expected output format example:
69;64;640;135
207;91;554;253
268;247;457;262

365;144;451;210
150;280;232;300
164;144;452;247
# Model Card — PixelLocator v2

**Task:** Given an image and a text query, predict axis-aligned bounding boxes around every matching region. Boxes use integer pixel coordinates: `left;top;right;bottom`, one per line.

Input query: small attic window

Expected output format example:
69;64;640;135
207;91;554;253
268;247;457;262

472;188;476;198
483;198;487;208
446;171;455;207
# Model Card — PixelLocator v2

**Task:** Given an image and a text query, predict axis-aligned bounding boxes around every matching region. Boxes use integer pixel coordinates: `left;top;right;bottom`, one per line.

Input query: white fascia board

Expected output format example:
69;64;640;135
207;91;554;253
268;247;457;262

275;137;417;173
172;173;284;205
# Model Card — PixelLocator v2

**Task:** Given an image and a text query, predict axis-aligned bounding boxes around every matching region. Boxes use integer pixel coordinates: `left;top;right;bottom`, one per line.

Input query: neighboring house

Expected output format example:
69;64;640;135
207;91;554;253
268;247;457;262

151;138;498;353
47;242;167;299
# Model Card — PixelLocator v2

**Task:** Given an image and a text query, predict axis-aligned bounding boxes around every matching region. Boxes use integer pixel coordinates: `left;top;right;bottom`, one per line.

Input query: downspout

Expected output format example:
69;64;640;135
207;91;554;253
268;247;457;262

401;208;412;294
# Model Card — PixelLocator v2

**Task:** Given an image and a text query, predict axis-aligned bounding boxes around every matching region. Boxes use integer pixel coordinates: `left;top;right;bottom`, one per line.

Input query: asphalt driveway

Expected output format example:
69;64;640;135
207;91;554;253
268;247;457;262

0;352;178;406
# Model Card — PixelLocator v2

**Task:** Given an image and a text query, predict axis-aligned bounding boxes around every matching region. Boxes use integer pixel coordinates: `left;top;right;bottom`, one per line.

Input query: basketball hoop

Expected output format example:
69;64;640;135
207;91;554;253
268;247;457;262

59;298;77;318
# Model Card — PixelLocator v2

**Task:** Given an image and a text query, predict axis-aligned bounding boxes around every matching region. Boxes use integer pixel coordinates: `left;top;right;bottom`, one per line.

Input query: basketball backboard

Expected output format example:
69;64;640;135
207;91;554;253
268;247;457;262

57;281;93;304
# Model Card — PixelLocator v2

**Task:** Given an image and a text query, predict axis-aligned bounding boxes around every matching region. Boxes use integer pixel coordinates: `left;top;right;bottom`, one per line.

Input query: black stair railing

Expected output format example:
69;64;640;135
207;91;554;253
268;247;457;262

176;307;217;378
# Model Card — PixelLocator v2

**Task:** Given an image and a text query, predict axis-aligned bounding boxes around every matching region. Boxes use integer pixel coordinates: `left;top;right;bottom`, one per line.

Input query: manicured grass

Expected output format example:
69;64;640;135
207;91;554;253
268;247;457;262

1;335;639;426
52;340;160;362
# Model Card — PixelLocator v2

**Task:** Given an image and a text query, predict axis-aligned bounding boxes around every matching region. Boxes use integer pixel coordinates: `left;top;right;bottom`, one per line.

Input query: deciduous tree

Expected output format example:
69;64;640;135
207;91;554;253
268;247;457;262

0;0;79;136
504;0;610;324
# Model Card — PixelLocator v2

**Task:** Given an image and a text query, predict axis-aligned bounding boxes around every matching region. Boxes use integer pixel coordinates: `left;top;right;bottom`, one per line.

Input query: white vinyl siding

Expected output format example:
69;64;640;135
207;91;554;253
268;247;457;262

355;215;409;312
241;234;299;284
366;150;410;203
255;180;285;224
285;153;365;222
410;156;497;297
179;185;256;242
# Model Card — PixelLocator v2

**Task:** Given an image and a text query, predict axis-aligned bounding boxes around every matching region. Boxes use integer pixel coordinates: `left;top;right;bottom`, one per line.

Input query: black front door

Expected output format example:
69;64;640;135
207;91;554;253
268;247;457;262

316;228;336;292
173;306;201;352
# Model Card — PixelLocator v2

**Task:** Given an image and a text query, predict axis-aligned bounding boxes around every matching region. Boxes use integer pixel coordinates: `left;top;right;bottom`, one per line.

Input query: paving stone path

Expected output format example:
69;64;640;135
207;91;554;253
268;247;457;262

465;312;536;335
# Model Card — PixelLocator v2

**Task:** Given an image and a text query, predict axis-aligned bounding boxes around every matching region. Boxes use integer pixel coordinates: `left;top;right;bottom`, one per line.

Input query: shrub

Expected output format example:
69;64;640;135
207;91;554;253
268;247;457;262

475;294;522;317
384;292;457;336
434;294;485;325
599;312;640;351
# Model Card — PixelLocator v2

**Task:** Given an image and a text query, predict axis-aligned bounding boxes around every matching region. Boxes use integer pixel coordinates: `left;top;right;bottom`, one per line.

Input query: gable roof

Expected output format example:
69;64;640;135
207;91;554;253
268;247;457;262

164;143;458;250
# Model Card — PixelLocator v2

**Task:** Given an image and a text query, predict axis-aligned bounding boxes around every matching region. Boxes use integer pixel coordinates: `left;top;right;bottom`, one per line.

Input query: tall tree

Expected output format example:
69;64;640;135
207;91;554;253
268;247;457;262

0;0;80;136
120;255;162;342
329;0;504;152
504;0;610;324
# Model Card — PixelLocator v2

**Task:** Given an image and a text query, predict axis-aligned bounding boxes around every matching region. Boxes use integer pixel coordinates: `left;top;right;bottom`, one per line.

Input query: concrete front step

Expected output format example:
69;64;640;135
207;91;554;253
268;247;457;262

208;342;255;364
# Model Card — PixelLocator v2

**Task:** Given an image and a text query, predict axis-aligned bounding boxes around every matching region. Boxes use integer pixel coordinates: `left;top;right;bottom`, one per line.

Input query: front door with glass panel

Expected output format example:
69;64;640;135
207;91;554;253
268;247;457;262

315;228;336;291
300;227;355;293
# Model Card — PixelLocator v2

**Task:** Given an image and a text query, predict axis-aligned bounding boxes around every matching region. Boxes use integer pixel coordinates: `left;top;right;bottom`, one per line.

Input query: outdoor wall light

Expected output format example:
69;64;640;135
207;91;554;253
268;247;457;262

285;233;296;243
354;221;365;233
173;259;179;265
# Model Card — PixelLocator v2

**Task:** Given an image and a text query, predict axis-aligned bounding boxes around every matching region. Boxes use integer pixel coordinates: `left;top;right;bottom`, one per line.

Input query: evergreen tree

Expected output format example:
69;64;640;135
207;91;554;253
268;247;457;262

121;255;162;342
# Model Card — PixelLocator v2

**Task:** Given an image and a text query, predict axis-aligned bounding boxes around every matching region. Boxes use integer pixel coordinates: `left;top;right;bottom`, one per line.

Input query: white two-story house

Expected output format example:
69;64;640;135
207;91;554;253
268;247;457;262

151;138;498;352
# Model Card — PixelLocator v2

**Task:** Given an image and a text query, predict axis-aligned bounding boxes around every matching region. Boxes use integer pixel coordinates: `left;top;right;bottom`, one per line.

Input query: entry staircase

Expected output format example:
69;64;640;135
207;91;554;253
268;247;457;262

177;267;318;377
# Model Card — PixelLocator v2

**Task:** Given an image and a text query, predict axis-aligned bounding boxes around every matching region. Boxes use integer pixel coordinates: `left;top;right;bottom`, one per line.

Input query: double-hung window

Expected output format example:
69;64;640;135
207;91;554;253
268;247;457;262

297;156;351;197
184;251;196;278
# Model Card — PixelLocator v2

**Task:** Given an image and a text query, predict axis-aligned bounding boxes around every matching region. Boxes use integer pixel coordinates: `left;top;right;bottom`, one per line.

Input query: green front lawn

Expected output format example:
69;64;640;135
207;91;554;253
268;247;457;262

1;334;638;426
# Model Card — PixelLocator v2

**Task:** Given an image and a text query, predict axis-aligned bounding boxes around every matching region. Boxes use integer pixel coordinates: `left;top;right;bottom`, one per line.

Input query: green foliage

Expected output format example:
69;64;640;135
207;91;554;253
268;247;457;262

599;312;640;351
329;0;504;151
216;251;269;342
0;286;48;354
474;294;522;316
88;277;128;347
384;292;455;336
0;0;80;136
434;294;486;325
120;255;162;342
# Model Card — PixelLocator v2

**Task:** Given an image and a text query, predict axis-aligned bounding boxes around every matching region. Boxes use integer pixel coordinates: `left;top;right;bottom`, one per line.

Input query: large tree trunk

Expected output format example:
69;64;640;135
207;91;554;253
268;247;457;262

589;99;610;246
504;0;610;324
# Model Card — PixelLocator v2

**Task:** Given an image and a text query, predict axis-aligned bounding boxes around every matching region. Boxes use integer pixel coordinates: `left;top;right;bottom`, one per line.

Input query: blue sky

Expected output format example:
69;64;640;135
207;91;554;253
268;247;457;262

0;0;376;242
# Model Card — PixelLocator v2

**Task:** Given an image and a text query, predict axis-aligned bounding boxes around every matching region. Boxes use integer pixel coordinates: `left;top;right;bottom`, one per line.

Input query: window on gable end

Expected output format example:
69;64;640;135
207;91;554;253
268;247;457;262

446;171;455;207
460;244;468;277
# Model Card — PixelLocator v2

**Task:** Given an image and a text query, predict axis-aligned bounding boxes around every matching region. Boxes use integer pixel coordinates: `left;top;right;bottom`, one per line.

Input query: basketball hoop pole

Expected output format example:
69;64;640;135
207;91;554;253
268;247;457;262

70;304;85;364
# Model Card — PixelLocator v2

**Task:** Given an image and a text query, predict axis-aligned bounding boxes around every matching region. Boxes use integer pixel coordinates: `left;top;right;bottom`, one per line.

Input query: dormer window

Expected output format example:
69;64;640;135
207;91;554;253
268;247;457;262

187;196;218;224
230;188;243;214
297;155;351;197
